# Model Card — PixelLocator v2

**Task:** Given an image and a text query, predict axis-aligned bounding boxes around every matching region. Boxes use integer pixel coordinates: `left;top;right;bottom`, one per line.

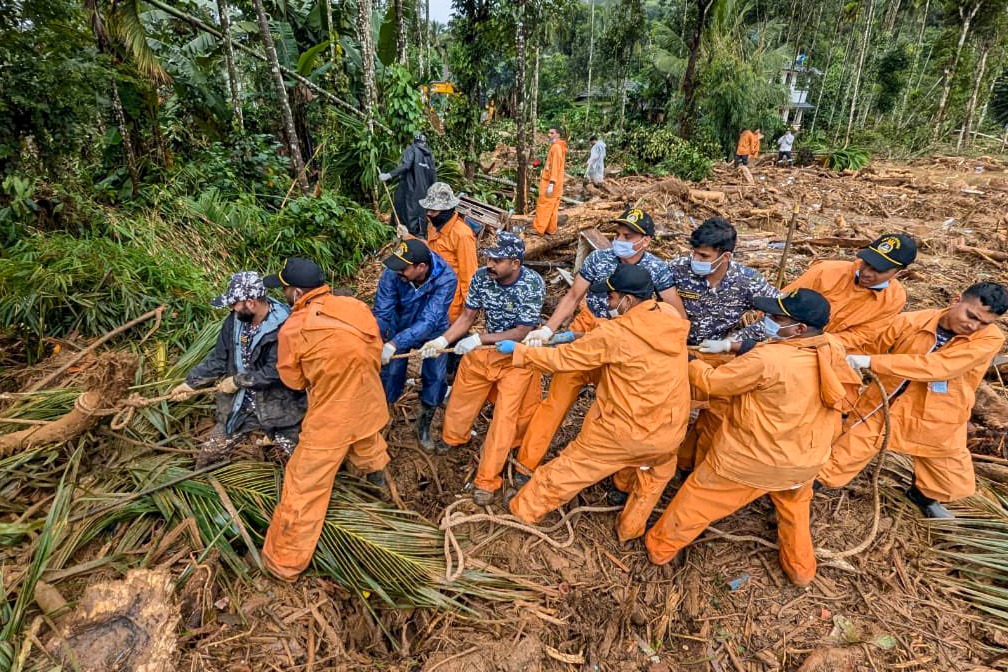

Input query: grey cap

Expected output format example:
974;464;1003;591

418;182;460;211
211;271;265;308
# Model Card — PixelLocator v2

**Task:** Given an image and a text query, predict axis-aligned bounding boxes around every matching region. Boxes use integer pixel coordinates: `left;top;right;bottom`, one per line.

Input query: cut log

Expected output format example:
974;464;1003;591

956;244;1008;263
797;237;872;249
973;381;1008;430
738;165;755;185
688;189;727;204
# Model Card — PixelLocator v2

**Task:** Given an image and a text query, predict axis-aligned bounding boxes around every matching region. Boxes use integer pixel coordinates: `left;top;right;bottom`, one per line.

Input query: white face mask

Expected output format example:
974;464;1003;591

762;315;796;340
611;239;638;259
855;271;889;290
693;253;725;278
608;295;628;319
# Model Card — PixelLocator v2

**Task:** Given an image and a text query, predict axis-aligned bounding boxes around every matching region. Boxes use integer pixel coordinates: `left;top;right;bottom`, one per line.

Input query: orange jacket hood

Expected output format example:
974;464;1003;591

293;285;381;346
781;333;860;411
617;300;685;357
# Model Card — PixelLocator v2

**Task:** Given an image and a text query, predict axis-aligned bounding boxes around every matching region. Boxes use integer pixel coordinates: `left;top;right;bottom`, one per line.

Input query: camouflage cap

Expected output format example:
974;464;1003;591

418;182;460;211
211;271;265;308
481;231;525;261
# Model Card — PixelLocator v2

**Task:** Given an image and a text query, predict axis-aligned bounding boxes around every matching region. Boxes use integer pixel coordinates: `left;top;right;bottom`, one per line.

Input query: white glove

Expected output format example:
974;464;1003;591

698;339;733;354
523;326;554;348
381;342;396;365
170;382;195;400
217;376;239;394
420;336;449;359
846;355;871;371
454;333;483;355
546;183;554;197
395;223;409;239
379;172;392;182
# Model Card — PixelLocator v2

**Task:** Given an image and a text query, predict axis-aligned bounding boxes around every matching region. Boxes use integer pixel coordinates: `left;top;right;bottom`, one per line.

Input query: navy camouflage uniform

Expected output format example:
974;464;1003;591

580;249;676;319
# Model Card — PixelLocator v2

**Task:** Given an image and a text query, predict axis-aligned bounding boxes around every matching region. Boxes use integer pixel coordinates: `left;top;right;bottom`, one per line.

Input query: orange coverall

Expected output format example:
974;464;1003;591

426;213;478;322
442;349;541;492
262;286;391;581
819;308;1005;501
531;139;568;235
784;260;907;351
646;335;858;585
736;130;760;159
515;303;600;474
509;300;691;542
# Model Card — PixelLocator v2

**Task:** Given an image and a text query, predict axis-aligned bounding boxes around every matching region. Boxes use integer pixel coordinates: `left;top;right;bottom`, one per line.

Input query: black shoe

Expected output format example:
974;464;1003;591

366;470;387;488
416;404;437;453
512;470;531;489
607;486;629;506
906;484;953;519
812;479;824;492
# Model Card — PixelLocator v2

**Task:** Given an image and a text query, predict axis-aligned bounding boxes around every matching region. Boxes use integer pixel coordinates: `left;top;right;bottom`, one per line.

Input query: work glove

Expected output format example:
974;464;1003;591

523;326;553;348
549;331;576;345
420;336;449;359
395;223;410;239
454;333;483;356
217;376;239;394
546;182;554;197
169;382;195;401
379;172;392;182
846;354;872;371
698;339;733;354
496;340;517;354
381;342;397;366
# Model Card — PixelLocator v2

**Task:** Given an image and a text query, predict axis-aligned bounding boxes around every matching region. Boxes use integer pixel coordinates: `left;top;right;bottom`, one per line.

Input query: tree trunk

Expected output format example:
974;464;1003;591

932;0;982;143
217;0;244;132
844;0;876;147
110;80;139;189
825;16;857;137
958;43;990;150
252;0;309;193
896;0;929;128
530;44;540;137
810;7;845;133
586;0;595;122
395;0;407;64
415;0;425;78
514;0;529;215
356;0;378;131
678;0;714;139
325;0;338;75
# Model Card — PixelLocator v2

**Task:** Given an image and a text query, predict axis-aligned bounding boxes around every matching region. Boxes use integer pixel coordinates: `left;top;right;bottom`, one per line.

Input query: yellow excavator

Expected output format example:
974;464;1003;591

419;81;494;131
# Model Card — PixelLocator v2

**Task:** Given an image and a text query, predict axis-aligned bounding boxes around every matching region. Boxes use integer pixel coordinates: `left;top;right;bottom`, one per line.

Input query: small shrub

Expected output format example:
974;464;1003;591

621;126;714;181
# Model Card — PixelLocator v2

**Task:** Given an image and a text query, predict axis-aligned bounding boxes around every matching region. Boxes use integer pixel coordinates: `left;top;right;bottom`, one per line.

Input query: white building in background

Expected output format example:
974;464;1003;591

779;56;822;128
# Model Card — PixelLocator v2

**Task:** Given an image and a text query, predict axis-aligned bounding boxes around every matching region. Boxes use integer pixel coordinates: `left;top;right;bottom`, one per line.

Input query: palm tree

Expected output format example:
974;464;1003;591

216;0;244;132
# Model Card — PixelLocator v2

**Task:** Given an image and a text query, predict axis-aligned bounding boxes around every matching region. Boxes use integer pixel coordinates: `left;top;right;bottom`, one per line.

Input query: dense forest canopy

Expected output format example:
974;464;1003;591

2;0;1008;354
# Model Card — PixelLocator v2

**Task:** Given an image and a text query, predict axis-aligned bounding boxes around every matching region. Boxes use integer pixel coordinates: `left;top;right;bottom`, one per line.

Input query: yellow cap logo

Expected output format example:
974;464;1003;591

625;208;643;223
875;236;900;254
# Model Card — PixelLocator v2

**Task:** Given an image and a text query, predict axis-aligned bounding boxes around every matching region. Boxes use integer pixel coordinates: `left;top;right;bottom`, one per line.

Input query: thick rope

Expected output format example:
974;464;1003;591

72;387;220;431
439;369;893;581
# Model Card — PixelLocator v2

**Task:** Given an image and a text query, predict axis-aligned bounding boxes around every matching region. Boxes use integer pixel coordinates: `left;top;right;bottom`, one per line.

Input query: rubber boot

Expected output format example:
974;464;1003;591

416;404;437;453
906;484;953;519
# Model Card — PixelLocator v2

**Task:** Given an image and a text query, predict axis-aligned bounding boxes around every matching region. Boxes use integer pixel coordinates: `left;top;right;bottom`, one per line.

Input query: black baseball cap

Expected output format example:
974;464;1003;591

753;289;831;329
857;233;917;272
611;207;655;237
589;263;655;300
263;257;326;289
383;239;432;272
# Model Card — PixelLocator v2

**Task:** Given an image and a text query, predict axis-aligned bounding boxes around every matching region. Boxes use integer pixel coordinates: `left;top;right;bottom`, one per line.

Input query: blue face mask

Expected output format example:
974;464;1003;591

762;315;793;340
690;253;725;277
611;240;638;259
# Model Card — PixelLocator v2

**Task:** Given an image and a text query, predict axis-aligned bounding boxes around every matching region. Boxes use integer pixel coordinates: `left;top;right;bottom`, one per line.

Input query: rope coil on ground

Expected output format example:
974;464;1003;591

439;369;892;581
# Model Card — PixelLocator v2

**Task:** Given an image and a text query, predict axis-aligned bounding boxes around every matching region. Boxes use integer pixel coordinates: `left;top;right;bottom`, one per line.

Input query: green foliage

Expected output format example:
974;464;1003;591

875;45;911;114
621;126;715;181
827;146;871;171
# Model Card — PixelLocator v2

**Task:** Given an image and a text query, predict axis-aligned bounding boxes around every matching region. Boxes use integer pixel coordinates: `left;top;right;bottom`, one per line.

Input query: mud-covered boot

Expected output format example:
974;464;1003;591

416;404;437;453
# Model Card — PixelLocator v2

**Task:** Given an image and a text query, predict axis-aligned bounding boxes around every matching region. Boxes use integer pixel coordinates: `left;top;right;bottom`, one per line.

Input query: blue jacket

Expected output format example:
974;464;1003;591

373;250;458;351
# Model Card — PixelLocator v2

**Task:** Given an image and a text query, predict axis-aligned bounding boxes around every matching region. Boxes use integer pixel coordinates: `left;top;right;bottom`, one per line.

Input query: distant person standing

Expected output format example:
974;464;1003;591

532;126;568;236
586;135;606;186
776;130;795;165
734;127;762;167
380;132;436;237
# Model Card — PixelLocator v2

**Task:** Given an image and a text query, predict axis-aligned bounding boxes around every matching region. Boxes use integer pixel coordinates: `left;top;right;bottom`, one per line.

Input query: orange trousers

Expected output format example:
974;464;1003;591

818;412;976;502
676;407;719;471
531;193;561;235
509;423;678;543
442;349;541;492
516;368;599;474
645;461;817;586
262;431;389;581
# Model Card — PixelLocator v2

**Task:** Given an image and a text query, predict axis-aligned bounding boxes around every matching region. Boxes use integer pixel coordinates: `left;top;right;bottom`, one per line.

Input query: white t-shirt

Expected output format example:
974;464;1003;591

777;133;795;152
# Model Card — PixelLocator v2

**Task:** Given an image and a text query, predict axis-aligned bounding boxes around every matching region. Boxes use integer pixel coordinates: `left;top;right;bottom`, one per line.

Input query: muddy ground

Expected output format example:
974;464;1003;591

8;155;1008;671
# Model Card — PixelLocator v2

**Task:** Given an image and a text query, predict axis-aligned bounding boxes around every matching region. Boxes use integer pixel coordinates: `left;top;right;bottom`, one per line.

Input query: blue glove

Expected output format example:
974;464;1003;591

549;331;576;344
496;340;517;354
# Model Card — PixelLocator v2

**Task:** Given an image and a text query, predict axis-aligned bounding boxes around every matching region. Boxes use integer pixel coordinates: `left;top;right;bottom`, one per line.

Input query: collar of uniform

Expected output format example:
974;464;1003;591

849;261;892;299
292;284;331;311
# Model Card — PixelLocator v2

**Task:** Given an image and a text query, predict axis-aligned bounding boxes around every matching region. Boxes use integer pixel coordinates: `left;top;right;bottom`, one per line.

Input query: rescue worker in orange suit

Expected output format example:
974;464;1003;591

518;209;687;493
261;257;391;582
765;233;917;352
646;289;860;586
818;282;1008;518
734;127;762;167
419;182;479;382
419;232;546;505
499;264;691;541
531;126;568;236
